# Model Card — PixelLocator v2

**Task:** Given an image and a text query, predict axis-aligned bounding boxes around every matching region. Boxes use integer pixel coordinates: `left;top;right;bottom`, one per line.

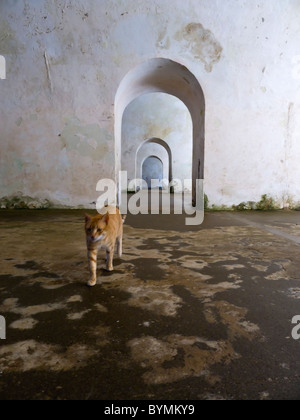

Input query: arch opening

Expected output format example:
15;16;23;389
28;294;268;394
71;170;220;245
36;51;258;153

136;138;172;191
142;156;163;190
115;58;205;206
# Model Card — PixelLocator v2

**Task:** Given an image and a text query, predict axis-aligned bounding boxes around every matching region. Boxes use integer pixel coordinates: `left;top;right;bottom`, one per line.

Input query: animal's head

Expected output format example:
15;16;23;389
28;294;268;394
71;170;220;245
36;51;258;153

84;213;109;243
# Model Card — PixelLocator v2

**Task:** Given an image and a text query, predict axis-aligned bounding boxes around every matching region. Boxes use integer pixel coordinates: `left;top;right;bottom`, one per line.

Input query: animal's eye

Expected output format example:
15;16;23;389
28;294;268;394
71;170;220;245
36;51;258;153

97;228;102;233
87;228;92;232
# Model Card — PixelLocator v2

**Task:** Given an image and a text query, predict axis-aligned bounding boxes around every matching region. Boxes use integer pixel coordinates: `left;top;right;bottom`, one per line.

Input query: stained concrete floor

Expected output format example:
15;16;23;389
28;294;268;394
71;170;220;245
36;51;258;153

0;209;300;400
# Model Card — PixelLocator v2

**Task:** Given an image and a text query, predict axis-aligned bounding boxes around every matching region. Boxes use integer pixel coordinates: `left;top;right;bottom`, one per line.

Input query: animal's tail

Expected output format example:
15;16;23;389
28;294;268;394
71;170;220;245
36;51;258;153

104;205;127;223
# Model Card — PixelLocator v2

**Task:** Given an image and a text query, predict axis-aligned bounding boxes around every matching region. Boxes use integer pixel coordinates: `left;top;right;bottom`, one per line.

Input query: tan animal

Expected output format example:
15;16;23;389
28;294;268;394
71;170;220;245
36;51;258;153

84;206;125;287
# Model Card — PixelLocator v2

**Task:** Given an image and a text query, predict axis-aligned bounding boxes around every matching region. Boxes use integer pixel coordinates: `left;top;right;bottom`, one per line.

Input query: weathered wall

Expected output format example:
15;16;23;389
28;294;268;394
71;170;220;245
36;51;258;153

0;0;299;208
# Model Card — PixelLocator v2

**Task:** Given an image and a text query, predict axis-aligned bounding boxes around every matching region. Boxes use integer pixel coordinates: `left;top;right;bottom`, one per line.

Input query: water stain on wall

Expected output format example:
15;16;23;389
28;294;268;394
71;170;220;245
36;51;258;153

0;19;23;55
60;116;111;161
175;22;223;72
156;24;170;50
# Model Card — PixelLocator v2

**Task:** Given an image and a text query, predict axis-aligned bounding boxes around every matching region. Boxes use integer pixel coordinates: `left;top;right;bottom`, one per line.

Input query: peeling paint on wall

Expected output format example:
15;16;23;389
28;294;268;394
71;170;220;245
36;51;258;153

60;116;111;161
175;22;223;72
0;19;22;55
43;51;53;93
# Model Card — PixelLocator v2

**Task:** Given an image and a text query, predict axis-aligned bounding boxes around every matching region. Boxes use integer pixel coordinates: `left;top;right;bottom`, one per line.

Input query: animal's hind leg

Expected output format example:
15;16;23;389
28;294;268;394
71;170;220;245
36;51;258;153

106;248;114;272
117;235;123;258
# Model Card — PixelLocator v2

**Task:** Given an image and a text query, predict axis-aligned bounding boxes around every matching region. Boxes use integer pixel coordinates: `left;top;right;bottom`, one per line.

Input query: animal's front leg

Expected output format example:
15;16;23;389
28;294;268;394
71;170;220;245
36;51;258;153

106;247;114;272
87;248;98;287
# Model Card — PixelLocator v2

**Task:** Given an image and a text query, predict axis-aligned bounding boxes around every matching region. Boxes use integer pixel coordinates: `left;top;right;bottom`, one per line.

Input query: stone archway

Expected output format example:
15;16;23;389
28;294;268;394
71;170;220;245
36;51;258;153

136;138;172;191
115;58;205;206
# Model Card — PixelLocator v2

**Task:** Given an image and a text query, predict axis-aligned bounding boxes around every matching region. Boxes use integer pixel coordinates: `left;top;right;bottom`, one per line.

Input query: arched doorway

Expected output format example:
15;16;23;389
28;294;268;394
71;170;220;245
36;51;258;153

142;156;163;189
136;138;172;191
115;58;205;206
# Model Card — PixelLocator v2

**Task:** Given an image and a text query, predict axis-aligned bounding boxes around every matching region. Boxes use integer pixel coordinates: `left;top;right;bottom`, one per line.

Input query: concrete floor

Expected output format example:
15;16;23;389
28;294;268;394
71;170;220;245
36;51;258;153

0;209;300;400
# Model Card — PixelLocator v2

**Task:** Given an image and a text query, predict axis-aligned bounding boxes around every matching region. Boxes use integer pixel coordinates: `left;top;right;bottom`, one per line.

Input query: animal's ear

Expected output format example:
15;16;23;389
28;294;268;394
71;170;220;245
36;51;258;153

102;212;109;224
85;213;91;223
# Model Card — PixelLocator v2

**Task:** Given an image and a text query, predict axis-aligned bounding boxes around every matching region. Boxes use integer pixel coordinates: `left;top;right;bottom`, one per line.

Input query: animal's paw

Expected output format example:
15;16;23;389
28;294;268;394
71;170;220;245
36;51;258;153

87;278;97;287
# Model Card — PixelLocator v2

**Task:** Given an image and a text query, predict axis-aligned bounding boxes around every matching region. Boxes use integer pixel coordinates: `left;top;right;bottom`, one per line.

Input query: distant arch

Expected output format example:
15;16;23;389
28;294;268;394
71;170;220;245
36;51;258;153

136;138;172;189
142;156;163;189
